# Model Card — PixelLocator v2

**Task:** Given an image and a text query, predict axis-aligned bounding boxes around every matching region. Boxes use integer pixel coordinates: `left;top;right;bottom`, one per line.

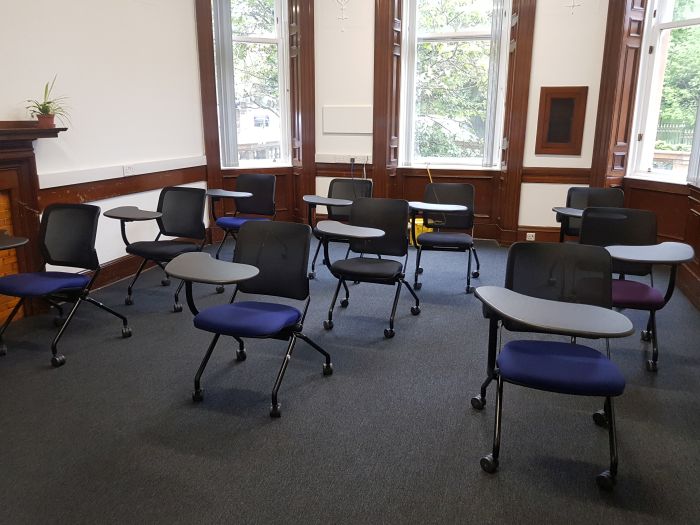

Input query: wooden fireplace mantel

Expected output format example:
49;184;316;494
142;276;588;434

0;120;67;142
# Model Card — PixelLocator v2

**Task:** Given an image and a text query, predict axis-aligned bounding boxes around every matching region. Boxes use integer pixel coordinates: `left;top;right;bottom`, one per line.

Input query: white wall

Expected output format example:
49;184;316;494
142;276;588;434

0;0;206;264
314;0;374;164
518;183;586;227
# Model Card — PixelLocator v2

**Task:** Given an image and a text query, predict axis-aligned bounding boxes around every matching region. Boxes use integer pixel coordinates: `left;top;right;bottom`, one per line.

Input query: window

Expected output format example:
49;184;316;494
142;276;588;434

212;0;290;167
631;0;700;184
400;0;511;168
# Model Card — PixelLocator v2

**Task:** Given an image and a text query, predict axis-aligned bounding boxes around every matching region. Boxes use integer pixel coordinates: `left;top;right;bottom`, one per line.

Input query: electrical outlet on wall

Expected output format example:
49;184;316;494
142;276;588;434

525;232;536;241
123;165;137;177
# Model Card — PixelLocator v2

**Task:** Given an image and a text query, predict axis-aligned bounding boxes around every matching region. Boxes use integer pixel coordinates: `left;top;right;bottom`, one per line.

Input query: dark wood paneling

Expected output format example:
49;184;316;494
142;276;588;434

315;163;374;180
521;167;591;184
623;177;689;241
38;166;207;209
679;185;700;309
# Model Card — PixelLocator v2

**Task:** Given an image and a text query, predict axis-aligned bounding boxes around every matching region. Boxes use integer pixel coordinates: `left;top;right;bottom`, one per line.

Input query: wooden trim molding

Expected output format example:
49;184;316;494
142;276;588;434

534;86;588;156
521;167;591;184
516;226;560;244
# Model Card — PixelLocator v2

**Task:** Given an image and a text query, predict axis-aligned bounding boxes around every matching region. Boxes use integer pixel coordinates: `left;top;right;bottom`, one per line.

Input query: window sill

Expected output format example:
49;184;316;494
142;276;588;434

625;172;688;186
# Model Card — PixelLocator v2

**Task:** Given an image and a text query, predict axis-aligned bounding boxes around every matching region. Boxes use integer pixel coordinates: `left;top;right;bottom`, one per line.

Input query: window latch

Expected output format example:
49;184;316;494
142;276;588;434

637;133;644;141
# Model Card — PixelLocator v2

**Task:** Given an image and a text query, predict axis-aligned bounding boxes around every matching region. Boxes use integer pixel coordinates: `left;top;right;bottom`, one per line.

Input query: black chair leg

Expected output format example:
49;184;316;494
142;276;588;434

270;334;298;418
401;278;420;314
466;250;473;294
215;230;230;260
173;280;185;313
414;247;423;290
596;396;618;490
481;372;503;473
84;296;132;338
49;296;86;367
296;332;333;375
125;259;149;305
340;279;350;307
309;239;323;278
646;310;659;372
385;281;403;338
193;333;221;402
324;279;344;330
233;336;246;361
472;245;481;275
0;298;24;356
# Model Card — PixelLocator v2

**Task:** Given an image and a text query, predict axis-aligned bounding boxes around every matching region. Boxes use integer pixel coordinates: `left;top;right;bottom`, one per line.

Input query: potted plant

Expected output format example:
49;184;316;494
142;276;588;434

26;76;70;128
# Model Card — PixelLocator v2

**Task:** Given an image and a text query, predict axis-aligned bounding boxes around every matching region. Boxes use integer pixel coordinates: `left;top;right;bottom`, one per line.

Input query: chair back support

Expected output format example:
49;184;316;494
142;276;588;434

41;203;101;270
327;178;373;221
348;198;409;257
505;242;612;309
564;187;624;235
235;173;276;216
157;186;206;239
422;182;475;230
580;207;657;276
234;221;311;301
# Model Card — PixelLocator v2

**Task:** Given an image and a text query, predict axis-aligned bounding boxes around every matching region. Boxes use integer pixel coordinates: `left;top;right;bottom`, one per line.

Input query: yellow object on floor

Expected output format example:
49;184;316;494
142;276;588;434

409;218;430;245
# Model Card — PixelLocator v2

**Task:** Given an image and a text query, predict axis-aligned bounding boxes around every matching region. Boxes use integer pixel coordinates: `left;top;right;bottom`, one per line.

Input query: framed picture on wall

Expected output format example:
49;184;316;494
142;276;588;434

535;86;588;155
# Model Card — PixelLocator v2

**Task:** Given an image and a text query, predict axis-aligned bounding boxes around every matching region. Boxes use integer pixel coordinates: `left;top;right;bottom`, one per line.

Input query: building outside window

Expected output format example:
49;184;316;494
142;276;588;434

631;0;700;185
212;0;290;167
400;0;511;168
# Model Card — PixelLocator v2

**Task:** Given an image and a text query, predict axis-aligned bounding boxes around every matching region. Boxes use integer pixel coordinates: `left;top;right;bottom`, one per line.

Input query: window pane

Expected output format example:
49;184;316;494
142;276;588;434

651;25;700;176
233;42;281;164
417;0;493;34
659;0;700;22
232;0;275;37
414;39;490;163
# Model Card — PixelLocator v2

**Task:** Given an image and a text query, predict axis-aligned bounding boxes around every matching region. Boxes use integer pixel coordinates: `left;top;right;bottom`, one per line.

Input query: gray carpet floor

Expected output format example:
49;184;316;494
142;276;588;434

1;239;699;524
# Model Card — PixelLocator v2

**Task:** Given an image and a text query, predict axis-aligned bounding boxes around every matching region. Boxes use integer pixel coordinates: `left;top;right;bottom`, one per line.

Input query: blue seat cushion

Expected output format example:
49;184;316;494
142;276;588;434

194;301;301;337
497;340;625;397
126;240;199;261
0;272;90;297
417;231;473;249
216;216;271;231
330;257;403;282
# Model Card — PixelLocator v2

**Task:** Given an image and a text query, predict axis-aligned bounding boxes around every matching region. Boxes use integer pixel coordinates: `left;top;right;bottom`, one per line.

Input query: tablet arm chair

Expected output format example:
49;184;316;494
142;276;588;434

476;242;626;490
323;198;420;338
412;182;480;293
212;173;276;260
121;186;206;312
309;177;373;279
191;221;332;417
556;187;624;241
580;207;669;371
0;204;131;367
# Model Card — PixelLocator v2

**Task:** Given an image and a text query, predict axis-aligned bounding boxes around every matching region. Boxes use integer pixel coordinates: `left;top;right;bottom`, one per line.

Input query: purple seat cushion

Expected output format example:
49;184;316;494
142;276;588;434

612;279;665;310
0;272;90;297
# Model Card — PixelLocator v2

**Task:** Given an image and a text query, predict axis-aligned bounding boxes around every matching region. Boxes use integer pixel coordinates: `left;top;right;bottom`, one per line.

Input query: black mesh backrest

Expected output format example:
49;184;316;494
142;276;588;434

41;204;100;270
422;182;475;230
157;186;206;239
564;187;624;235
234;221;310;301
235;173;276;216
327;178;373;221
348;198;409;257
580;207;657;276
506;242;612;307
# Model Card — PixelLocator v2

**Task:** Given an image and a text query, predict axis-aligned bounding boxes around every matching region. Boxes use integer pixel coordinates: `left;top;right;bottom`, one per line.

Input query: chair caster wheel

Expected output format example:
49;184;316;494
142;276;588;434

353;281;360;285
53;316;65;327
411;306;421;315
641;330;652;342
323;363;333;376
592;409;608;427
173;303;183;313
480;454;499;473
472;271;480;278
323;320;333;330
384;328;395;339
340;299;349;308
125;296;133;306
416;267;423;274
466;287;475;294
122;327;132;338
192;389;203;402
414;282;422;290
236;349;247;362
596;470;616;491
216;285;225;294
51;354;66;368
646;360;658;372
270;404;281;418
308;272;315;280
471;395;485;410
161;278;171;286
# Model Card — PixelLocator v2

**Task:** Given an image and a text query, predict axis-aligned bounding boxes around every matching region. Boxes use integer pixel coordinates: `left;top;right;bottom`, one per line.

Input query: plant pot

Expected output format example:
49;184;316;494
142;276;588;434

36;114;55;129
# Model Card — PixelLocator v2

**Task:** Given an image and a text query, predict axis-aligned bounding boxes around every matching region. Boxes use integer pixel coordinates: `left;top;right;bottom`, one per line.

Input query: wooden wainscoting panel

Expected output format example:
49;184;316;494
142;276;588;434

623;178;689;241
521;167;591;184
678;185;700;309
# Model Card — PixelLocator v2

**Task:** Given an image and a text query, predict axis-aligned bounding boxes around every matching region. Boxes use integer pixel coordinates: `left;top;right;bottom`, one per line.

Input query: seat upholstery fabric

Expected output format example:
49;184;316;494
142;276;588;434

216;216;271;230
126;240;200;260
417;231;473;248
0;272;90;297
497;340;626;397
612;279;665;309
194;301;301;337
331;257;403;281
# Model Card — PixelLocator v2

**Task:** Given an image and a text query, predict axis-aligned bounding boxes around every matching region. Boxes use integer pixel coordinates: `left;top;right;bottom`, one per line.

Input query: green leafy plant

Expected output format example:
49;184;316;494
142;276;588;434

25;76;70;125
